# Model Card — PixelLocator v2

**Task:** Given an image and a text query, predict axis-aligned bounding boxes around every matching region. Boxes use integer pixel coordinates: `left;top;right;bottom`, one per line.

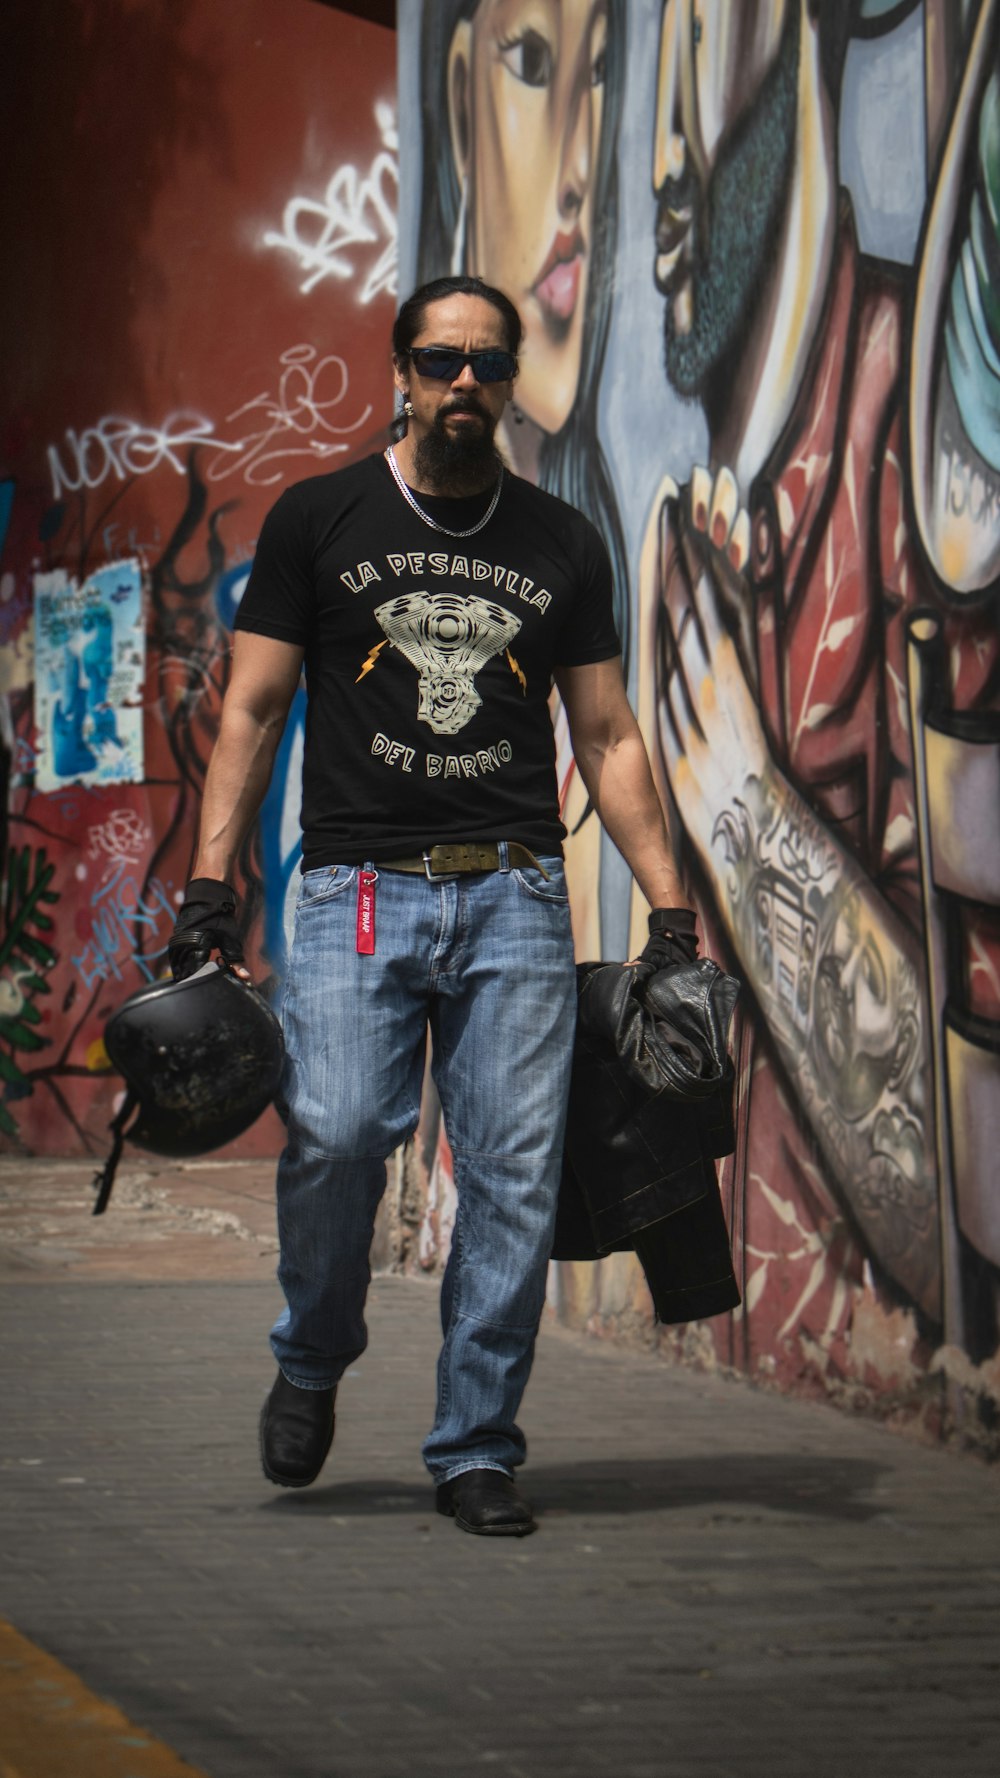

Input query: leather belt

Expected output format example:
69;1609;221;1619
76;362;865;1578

378;842;550;881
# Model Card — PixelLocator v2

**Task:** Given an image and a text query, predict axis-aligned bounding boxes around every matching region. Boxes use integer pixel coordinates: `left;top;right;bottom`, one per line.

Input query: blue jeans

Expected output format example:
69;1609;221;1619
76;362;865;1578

270;848;577;1484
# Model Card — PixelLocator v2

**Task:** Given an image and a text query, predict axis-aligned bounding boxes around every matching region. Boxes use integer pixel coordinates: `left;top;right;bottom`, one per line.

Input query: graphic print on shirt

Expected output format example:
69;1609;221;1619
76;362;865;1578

362;590;523;736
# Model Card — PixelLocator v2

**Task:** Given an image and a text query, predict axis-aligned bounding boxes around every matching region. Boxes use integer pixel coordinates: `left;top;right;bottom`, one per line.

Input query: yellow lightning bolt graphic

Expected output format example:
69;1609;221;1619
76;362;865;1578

506;649;527;694
356;638;389;683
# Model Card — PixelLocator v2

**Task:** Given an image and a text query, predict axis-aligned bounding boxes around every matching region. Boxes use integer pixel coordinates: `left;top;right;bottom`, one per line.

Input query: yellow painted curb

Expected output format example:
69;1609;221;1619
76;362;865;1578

0;1619;211;1778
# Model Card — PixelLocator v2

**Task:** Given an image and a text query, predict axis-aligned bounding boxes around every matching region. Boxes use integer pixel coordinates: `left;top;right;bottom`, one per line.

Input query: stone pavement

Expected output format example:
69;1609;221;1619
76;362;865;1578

1;1158;998;1778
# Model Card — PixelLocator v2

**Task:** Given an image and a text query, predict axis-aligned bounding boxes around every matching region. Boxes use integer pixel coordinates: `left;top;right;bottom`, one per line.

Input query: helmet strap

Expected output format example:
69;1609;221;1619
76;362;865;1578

92;1086;140;1216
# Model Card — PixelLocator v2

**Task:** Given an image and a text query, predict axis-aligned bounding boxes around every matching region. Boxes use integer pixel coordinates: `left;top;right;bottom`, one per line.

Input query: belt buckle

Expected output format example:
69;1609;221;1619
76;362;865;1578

423;849;459;882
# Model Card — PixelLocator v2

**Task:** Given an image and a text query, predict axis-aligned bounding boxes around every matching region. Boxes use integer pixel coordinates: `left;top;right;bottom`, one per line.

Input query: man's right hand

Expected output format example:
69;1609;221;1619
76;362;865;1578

168;878;245;980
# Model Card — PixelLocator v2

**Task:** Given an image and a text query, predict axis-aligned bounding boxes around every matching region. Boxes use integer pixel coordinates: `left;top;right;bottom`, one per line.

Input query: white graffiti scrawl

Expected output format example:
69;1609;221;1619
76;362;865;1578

46;345;372;498
261;101;398;302
87;807;150;868
202;346;370;485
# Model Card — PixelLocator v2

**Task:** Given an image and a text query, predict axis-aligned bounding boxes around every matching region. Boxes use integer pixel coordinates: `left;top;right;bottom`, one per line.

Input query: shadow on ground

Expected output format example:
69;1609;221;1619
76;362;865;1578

260;1453;887;1523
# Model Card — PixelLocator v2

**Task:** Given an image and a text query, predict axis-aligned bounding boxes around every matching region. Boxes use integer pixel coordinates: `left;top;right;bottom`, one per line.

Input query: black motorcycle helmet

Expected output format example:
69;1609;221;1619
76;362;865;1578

94;961;285;1213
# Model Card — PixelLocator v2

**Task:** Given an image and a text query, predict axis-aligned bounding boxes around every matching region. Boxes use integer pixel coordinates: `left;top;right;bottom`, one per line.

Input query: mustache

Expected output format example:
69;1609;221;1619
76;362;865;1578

438;394;490;421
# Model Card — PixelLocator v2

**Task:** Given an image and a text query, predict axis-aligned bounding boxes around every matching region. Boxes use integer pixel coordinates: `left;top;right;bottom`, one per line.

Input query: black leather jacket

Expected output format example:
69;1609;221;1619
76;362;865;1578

553;957;742;1325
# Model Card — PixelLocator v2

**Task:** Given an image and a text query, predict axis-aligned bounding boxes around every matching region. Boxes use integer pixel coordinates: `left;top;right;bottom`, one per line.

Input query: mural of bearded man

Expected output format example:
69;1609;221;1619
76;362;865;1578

639;0;1000;1380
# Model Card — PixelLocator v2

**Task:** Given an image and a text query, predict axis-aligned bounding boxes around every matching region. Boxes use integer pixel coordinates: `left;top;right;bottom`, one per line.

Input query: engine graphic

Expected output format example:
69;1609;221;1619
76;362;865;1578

372;591;523;735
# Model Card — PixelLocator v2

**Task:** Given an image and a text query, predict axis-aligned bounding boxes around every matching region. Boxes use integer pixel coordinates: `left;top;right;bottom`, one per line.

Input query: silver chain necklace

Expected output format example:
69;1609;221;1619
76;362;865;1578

384;445;503;539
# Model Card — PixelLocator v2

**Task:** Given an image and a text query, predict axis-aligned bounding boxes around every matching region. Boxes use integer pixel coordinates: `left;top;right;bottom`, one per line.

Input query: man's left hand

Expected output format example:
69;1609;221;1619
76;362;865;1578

638;907;699;971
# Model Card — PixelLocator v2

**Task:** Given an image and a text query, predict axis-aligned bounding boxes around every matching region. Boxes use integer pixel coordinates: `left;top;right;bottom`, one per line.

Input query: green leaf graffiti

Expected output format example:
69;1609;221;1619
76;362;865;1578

0;844;59;1137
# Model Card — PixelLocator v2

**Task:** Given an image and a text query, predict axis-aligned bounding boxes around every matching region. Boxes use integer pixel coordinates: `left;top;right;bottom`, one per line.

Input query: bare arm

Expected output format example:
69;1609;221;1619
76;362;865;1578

192;631;305;882
554;656;689;911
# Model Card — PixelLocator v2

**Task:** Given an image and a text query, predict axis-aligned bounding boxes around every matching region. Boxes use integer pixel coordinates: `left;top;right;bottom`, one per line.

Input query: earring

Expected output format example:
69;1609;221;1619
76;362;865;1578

511;404;524;426
450;175;468;278
403;399;415;418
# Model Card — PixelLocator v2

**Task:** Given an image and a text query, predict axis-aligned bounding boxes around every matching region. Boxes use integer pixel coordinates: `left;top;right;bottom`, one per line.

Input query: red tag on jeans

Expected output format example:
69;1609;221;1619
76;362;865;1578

356;870;377;954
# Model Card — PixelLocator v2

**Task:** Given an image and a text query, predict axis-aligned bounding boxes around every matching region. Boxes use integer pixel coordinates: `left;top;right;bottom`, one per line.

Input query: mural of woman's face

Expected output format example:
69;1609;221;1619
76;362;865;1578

449;0;608;437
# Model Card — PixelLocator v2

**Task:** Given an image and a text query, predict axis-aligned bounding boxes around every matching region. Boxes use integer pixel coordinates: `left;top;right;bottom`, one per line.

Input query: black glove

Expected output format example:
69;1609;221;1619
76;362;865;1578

168;878;243;980
639;906;699;971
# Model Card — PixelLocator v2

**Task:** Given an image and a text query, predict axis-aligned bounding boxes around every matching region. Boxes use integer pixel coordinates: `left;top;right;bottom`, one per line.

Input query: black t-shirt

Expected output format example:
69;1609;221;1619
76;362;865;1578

235;452;620;865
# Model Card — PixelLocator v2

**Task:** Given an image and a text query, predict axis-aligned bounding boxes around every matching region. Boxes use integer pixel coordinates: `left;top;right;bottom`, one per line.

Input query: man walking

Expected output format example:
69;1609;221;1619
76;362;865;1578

170;275;691;1536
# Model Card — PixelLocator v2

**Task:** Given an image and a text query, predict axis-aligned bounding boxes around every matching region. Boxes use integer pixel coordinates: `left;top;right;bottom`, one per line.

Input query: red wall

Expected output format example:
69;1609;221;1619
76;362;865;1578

0;0;397;1155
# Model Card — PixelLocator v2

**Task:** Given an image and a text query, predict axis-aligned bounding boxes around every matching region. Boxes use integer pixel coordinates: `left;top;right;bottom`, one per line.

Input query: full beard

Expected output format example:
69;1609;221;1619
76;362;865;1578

659;3;800;408
413;400;503;495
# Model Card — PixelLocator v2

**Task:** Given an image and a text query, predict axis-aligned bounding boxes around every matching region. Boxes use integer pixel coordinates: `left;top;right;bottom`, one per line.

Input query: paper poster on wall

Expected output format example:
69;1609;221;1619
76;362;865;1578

33;560;145;793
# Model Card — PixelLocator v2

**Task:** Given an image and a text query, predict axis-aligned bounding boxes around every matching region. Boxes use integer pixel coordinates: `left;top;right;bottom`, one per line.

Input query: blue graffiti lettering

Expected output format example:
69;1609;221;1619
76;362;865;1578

70;864;176;990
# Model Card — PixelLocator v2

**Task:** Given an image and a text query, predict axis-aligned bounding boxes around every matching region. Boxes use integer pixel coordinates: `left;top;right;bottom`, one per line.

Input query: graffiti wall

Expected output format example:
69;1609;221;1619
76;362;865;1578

5;0;999;1441
0;0;397;1153
396;0;1000;1440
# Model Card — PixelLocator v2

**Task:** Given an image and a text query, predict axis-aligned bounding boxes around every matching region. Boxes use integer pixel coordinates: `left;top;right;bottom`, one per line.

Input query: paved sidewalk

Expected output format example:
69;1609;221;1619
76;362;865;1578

1;1159;998;1778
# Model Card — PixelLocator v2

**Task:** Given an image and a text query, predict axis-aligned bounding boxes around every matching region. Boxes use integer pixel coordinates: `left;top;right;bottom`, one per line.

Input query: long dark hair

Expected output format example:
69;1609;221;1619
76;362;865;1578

413;0;630;670
393;273;524;358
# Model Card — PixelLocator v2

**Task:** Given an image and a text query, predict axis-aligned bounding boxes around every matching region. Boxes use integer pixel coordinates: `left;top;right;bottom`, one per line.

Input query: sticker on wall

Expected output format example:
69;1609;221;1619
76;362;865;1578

33;559;145;793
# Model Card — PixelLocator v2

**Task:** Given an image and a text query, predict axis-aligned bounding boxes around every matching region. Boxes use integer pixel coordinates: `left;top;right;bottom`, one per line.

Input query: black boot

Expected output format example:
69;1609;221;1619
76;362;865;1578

259;1370;336;1488
436;1468;536;1536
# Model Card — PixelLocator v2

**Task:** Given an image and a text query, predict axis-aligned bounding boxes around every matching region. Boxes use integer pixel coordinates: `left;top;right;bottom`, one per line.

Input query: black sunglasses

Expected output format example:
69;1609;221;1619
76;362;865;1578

406;346;517;384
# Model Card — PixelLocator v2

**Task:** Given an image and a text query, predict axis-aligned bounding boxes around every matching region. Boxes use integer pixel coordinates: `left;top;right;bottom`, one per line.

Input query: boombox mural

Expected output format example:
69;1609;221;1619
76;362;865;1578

395;0;1000;1438
2;0;998;1440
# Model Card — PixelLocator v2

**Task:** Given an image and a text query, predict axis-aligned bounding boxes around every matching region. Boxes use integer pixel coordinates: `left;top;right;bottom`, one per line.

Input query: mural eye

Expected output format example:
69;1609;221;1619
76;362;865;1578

499;30;553;89
590;33;607;88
